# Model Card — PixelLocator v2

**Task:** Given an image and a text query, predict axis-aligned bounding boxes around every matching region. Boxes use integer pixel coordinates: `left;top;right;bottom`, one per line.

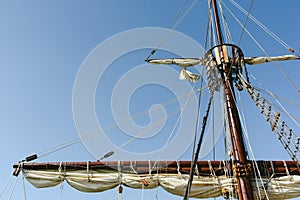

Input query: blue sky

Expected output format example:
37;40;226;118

0;1;300;200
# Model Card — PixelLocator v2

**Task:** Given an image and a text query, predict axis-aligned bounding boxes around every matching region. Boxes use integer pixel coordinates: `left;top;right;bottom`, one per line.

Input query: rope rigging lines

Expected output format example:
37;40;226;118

239;74;300;161
17;87;208;163
146;0;200;60
227;0;296;53
220;0;300;95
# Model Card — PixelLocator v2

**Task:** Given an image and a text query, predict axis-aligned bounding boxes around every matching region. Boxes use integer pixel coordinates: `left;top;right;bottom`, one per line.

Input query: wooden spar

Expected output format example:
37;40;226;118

13;160;300;177
211;0;254;199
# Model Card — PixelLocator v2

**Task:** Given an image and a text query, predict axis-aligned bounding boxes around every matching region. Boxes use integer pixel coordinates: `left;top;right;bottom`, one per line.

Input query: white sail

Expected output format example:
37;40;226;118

146;58;204;67
244;55;300;65
22;168;300;199
146;58;203;82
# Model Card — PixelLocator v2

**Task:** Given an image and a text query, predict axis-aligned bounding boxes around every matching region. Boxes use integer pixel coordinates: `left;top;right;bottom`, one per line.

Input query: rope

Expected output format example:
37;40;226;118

141;184;144;200
228;0;295;53
237;84;269;200
250;74;300;128
239;74;300;161
35;88;203;159
8;176;18;200
21;173;27;200
183;95;214;200
273;62;300;94
151;84;203;170
115;91;200;153
191;67;205;165
218;0;233;43
0;174;13;198
146;0;199;60
221;1;300;95
205;2;213;50
256;86;300;109
255;87;300;124
237;0;254;45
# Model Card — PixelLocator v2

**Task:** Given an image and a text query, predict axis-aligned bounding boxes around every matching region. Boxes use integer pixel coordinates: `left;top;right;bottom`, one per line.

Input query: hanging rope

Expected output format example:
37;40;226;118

183;95;214;200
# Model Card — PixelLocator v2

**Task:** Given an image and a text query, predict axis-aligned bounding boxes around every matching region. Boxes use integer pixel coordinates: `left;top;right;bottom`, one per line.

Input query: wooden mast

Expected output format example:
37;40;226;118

210;0;254;199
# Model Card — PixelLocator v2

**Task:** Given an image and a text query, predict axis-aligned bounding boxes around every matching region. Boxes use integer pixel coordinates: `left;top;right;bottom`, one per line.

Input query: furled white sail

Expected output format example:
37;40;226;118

22;168;300;199
244;55;300;65
146;58;203;82
146;58;204;67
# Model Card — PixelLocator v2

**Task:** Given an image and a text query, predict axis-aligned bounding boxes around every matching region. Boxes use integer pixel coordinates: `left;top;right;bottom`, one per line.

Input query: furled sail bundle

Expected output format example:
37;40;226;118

146;58;203;82
13;160;300;199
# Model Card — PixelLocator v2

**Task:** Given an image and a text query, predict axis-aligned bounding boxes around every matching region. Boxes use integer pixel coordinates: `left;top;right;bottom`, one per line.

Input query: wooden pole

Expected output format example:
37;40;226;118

211;0;254;199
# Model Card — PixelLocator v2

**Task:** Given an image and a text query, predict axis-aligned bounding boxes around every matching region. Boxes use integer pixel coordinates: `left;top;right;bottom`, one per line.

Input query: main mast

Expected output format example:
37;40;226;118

210;0;254;199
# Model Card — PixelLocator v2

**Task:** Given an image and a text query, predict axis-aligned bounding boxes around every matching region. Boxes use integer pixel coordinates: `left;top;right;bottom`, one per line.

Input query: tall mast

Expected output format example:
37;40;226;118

211;0;254;199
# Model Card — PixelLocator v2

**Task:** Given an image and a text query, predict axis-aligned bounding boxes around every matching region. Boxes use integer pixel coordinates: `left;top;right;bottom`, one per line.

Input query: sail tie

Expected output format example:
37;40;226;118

147;160;152;176
283;160;290;177
208;160;216;177
195;162;200;177
222;160;229;177
58;162;65;191
86;161;91;182
118;161;122;185
130;161;138;174
58;162;64;179
176;161;182;176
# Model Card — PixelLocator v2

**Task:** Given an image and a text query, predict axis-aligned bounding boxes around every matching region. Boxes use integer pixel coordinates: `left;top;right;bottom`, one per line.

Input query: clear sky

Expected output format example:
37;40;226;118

0;1;299;200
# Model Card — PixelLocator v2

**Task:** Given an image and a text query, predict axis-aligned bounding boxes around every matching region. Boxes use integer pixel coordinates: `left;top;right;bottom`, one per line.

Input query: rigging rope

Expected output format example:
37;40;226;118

115;92;200;153
239;74;300;161
146;0;200;60
152;83;201;168
218;0;233;43
183;95;213;200
221;0;300;95
21;173;27;200
191;67;205;165
250;75;300;128
255;86;300;109
8;177;18;200
0;174;13;198
228;0;295;53
237;86;269;200
237;0;254;45
33;88;207;160
255;87;300;124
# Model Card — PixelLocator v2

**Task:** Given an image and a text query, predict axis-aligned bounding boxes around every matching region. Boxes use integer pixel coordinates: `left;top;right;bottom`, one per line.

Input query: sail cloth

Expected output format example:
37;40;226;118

244;54;300;65
22;168;300;199
146;58;204;82
146;55;300;83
